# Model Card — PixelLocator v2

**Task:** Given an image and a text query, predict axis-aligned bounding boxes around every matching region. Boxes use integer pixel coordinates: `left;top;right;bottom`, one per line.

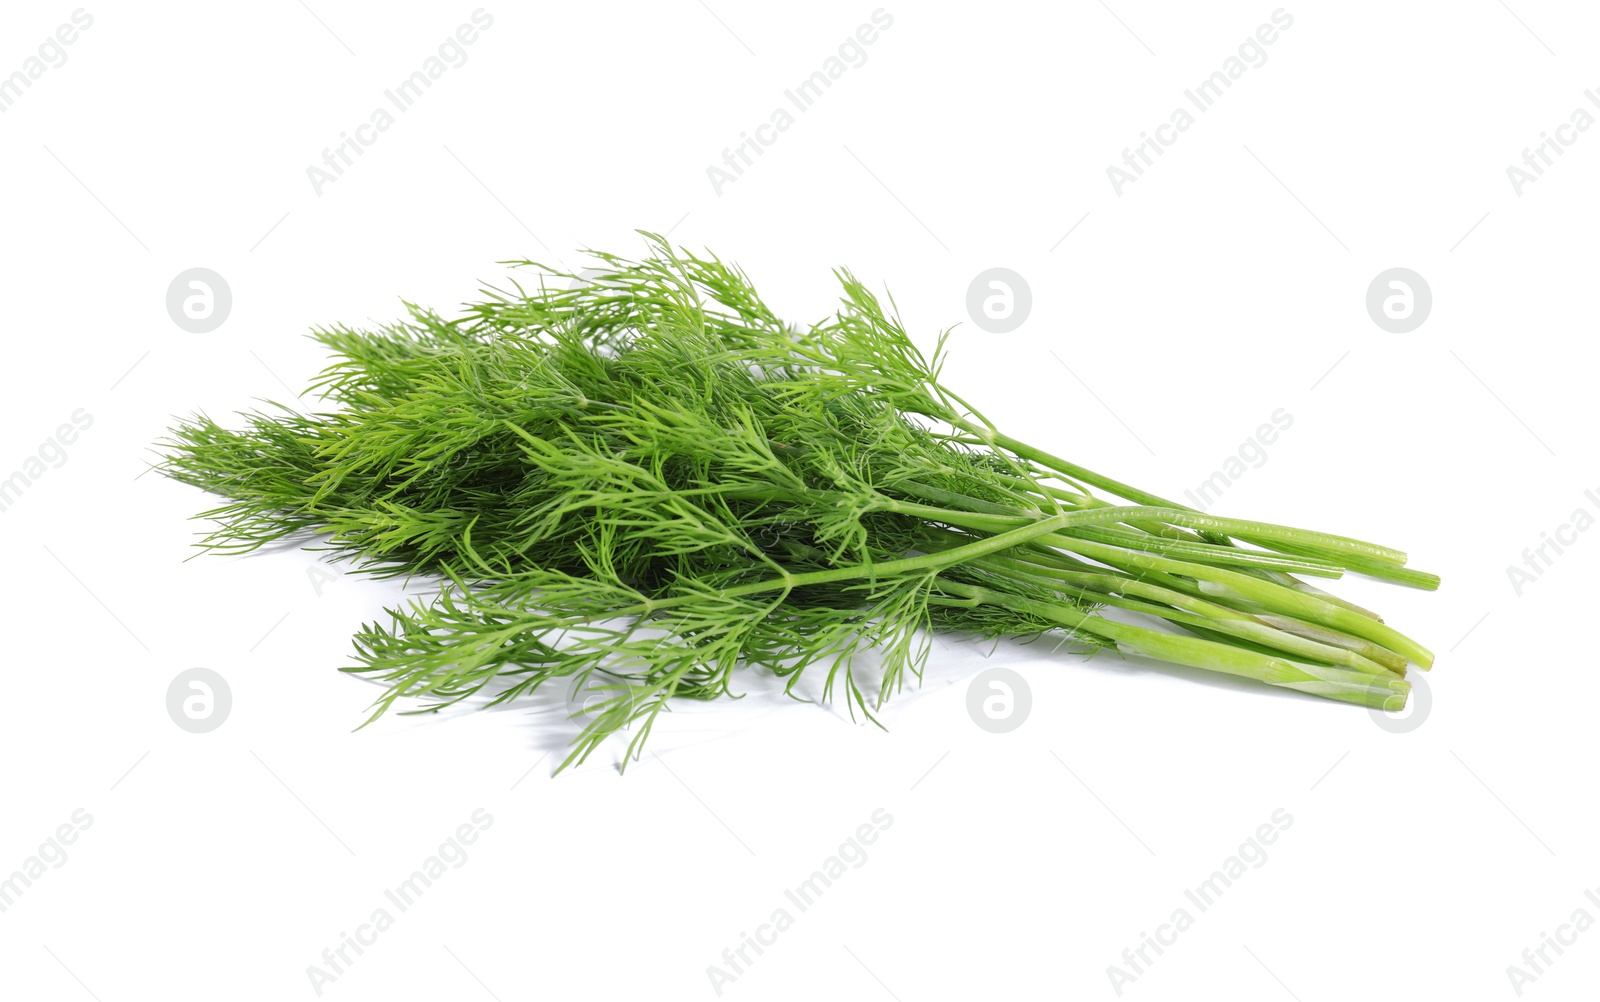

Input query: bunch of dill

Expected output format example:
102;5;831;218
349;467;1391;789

158;234;1436;769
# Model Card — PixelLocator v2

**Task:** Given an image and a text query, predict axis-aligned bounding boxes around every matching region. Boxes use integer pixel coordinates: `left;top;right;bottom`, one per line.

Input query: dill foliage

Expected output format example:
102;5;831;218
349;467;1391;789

158;234;1438;770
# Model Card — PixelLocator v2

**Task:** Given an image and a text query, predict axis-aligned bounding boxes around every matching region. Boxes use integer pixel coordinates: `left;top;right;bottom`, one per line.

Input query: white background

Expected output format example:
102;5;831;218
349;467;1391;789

1;2;1595;999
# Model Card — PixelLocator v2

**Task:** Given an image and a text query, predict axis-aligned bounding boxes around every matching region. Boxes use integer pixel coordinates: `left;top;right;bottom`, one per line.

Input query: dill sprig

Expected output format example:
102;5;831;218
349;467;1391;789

157;233;1437;770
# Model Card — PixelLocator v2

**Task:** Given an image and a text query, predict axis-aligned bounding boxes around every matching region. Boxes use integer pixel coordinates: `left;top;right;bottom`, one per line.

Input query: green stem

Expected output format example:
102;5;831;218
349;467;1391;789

890;481;1345;577
884;498;1406;568
951;422;1193;513
954;422;1434;580
1067;525;1345;578
934;580;1408;711
557;506;1146;625
1033;534;1433;668
1011;546;1410;673
965;553;1397;677
1243;539;1441;590
1257;571;1386;621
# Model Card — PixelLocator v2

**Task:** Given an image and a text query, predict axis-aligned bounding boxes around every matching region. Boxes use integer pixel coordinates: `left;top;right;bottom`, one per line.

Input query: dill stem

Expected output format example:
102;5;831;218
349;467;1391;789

950;421;1200;517
933;581;1409;711
874;500;1432;667
888;482;1344;576
1012;545;1411;673
885;495;1407;567
1036;535;1433;668
964;553;1398;677
952;422;1440;588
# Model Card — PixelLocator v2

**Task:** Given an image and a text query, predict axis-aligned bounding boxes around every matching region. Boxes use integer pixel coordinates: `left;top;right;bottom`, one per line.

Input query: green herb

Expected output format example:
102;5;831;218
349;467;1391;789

158;234;1437;770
